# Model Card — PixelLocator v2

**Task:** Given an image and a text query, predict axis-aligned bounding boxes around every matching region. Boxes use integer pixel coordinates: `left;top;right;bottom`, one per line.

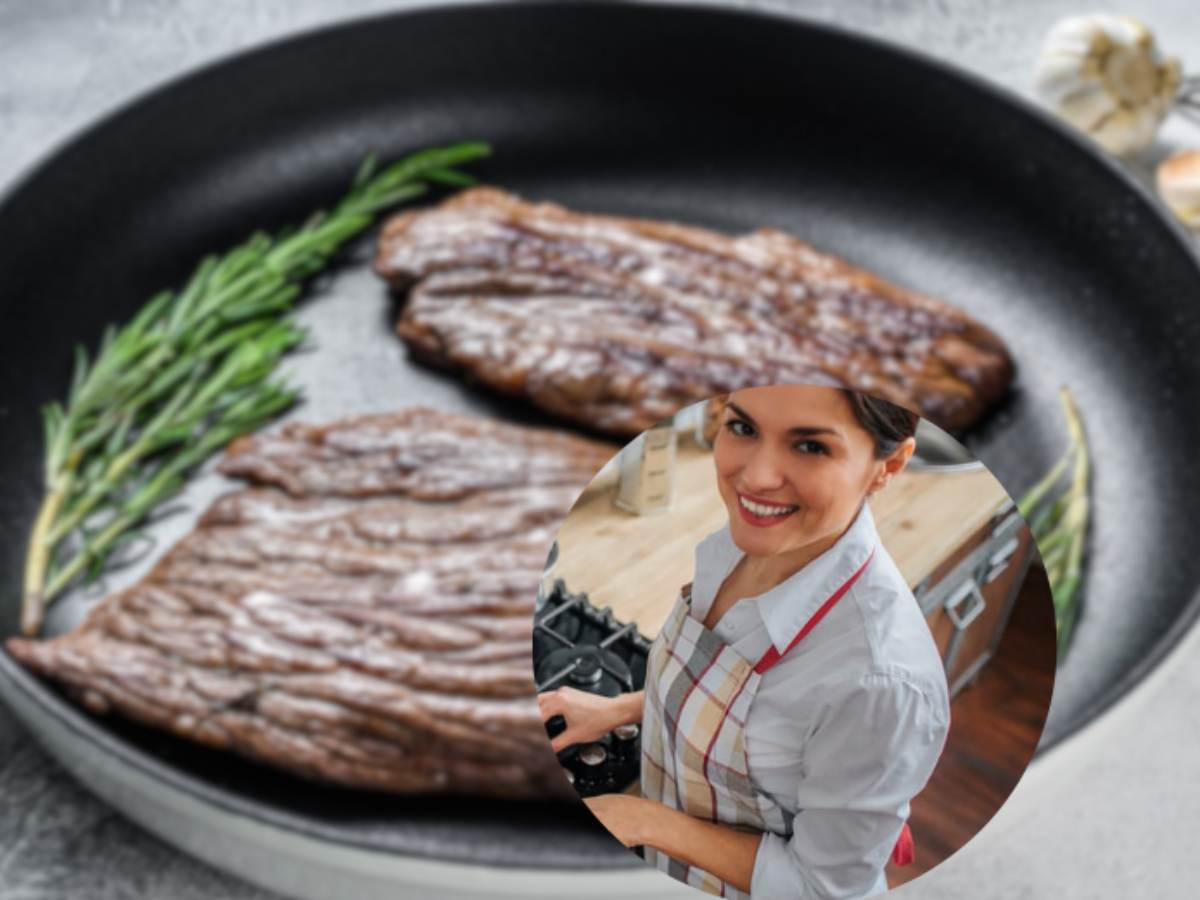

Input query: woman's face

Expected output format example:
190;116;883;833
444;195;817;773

713;386;913;561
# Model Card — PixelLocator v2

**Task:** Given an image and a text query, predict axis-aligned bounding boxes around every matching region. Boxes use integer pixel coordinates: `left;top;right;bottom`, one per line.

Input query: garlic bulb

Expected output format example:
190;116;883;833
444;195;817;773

1036;14;1181;156
1156;150;1200;231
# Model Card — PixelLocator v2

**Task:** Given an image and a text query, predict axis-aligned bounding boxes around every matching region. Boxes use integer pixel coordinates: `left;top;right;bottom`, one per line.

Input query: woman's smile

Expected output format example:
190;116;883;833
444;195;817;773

735;491;800;527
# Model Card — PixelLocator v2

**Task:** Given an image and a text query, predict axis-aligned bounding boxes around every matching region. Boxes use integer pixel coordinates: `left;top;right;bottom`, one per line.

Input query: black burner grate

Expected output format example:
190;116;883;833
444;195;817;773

534;580;651;797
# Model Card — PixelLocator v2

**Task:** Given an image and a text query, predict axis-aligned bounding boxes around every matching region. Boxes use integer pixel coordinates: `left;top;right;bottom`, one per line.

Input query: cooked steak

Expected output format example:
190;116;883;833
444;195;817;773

375;188;1014;435
6;408;613;799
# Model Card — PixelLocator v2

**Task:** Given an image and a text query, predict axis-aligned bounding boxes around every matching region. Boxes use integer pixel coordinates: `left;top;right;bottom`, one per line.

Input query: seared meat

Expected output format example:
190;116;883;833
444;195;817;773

7;408;613;799
375;188;1014;435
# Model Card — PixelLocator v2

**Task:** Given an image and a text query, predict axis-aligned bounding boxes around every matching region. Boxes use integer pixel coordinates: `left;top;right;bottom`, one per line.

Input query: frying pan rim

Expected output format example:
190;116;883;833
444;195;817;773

1;0;1198;866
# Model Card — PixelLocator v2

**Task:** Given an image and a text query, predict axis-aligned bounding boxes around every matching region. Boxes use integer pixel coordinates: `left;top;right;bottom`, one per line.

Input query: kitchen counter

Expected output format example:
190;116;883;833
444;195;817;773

554;444;1008;637
3;2;1200;899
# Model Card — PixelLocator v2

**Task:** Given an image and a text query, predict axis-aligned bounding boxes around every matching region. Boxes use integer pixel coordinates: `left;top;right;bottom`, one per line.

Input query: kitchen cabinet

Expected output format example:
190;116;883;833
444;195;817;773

914;505;1036;697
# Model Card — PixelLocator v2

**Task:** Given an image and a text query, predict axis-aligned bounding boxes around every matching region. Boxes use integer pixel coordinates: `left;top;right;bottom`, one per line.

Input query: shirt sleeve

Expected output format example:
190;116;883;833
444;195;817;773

749;671;950;900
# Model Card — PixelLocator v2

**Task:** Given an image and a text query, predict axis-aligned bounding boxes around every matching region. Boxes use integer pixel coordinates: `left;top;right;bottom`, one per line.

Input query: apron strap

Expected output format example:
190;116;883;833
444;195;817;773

754;548;876;674
891;822;915;866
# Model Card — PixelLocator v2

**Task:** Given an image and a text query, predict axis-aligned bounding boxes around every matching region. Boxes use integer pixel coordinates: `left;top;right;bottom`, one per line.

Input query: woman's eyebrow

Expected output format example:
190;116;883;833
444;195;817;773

789;426;840;438
726;402;756;424
726;402;839;438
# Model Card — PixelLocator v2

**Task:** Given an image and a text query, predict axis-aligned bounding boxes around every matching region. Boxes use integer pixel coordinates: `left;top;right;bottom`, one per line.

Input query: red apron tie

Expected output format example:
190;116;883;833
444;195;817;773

891;822;915;866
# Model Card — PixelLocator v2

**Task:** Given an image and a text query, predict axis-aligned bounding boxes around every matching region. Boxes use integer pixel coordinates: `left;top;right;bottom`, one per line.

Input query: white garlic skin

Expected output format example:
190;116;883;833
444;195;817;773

1035;14;1181;156
1156;150;1200;231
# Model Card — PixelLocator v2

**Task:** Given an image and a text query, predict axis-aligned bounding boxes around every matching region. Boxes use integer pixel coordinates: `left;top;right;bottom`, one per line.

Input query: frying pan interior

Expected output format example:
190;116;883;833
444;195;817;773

2;1;1199;867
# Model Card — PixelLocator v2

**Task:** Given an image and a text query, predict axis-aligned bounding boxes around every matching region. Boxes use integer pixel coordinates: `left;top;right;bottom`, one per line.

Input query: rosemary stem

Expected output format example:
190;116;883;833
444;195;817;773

21;465;76;636
42;512;134;602
1020;385;1091;661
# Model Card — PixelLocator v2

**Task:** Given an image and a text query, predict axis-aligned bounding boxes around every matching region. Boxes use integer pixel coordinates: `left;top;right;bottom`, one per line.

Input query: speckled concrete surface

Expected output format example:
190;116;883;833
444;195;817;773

2;2;1200;898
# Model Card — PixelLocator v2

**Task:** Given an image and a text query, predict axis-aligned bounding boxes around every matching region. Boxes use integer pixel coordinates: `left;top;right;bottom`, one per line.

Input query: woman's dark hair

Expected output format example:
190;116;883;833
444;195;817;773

839;390;919;458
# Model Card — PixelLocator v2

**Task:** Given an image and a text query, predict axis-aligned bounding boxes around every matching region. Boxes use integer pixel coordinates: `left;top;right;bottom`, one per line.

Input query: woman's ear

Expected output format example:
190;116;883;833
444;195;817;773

868;436;916;493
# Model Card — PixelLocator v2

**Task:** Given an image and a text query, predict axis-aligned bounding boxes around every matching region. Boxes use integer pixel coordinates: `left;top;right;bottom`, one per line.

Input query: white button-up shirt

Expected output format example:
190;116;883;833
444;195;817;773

687;503;951;900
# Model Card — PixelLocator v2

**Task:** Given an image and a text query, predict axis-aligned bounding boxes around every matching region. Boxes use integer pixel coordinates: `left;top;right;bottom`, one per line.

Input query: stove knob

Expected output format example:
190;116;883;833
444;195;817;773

612;723;640;761
579;743;608;767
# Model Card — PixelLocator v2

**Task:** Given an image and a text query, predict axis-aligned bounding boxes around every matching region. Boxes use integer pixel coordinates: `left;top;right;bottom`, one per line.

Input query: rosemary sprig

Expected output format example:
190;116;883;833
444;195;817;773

1017;386;1090;661
21;141;491;636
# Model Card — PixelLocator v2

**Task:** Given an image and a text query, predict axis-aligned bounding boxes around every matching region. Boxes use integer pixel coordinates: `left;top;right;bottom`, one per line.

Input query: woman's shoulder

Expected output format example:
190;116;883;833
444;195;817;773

761;643;948;745
841;549;949;703
813;662;951;752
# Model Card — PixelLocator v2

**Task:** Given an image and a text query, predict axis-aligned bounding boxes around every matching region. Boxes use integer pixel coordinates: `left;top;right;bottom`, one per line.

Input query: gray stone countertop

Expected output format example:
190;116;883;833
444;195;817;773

2;1;1200;898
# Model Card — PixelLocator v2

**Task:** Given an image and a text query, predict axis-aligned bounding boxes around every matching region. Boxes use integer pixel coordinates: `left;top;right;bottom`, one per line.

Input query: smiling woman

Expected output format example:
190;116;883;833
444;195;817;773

540;385;1053;899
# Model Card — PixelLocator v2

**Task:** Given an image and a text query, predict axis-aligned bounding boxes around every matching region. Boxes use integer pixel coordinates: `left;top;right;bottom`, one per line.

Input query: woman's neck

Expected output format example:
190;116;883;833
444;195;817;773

705;507;862;631
738;528;842;593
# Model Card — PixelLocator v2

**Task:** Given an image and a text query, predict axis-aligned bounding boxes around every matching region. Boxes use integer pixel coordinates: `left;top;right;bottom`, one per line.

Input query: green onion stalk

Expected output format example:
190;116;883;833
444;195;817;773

21;142;491;636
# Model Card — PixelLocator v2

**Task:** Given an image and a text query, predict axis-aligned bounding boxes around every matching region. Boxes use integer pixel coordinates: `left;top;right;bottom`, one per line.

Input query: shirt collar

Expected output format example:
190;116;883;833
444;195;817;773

692;503;880;655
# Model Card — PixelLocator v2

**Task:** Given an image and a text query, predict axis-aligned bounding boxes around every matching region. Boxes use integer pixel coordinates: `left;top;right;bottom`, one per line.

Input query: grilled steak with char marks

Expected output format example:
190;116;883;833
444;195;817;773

7;408;613;799
375;187;1014;435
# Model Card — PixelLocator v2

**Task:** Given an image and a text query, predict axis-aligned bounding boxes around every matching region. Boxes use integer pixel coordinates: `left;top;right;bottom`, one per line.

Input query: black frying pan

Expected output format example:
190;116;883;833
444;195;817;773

2;0;1199;872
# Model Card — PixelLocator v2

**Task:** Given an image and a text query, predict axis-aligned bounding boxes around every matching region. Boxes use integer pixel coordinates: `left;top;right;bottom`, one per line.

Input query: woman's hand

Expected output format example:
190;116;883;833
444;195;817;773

582;794;659;848
537;687;642;753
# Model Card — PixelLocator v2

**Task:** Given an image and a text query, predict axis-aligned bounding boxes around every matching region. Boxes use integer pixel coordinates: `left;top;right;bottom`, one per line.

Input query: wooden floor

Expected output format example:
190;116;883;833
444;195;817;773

886;566;1057;889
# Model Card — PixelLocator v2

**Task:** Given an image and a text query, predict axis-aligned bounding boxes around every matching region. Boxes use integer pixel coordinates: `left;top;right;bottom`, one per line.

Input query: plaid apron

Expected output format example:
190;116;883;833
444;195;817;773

640;548;909;897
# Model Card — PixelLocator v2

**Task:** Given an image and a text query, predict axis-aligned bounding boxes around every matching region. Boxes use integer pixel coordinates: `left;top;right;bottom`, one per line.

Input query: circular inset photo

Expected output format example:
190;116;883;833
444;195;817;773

535;384;1056;898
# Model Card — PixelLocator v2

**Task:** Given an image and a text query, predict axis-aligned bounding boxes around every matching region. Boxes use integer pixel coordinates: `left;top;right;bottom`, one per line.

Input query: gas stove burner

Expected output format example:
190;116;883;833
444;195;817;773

535;645;633;696
533;581;651;798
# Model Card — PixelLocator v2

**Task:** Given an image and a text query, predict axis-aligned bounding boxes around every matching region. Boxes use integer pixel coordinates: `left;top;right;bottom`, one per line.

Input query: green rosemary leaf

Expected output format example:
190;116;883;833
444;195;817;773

40;405;60;464
1029;493;1068;543
365;187;429;216
168;256;220;331
103;412;135;461
126;290;174;339
68;345;91;406
353;153;379;188
1016;444;1071;520
97;323;118;358
83;537;109;587
423;167;478;188
124;470;186;521
1053;572;1081;658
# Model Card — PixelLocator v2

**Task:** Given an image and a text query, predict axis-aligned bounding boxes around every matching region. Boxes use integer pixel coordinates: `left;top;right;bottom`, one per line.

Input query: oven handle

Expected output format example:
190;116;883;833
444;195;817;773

985;535;1022;584
945;578;987;630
